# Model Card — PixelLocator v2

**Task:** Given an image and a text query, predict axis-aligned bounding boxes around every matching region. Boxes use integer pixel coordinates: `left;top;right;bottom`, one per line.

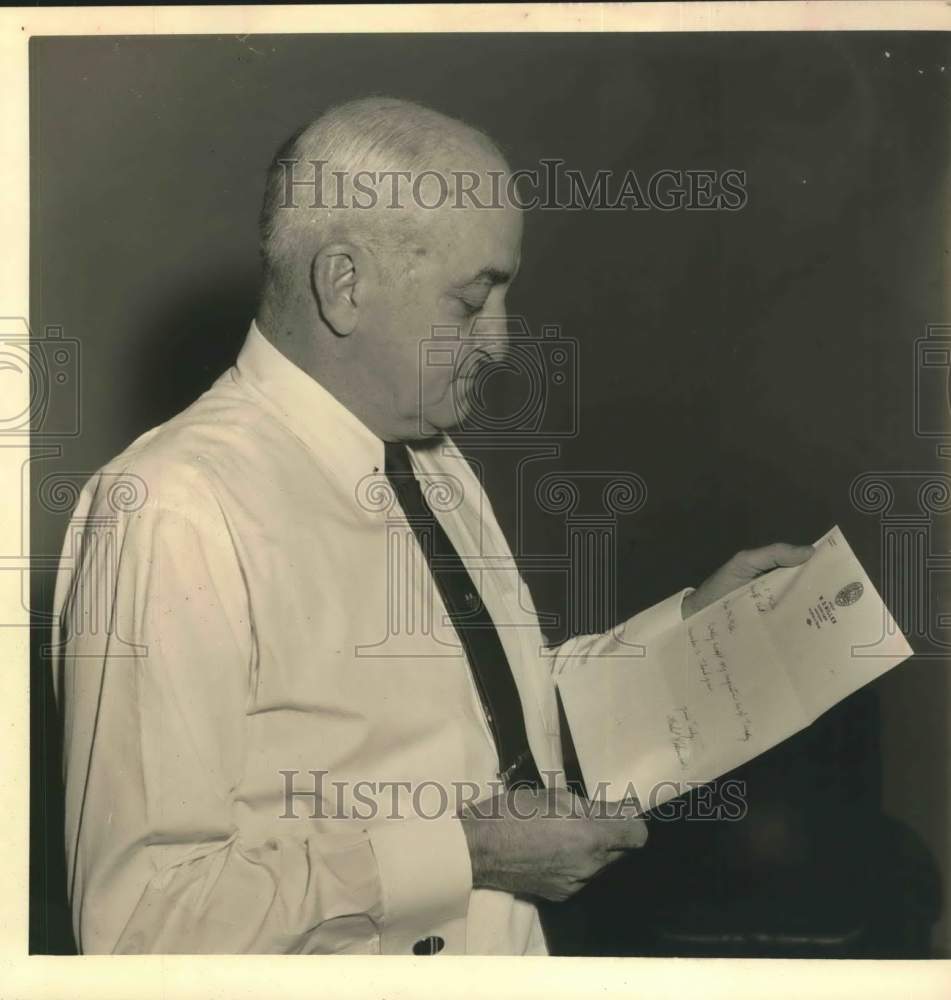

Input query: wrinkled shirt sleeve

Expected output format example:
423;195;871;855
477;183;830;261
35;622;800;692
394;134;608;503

546;587;696;680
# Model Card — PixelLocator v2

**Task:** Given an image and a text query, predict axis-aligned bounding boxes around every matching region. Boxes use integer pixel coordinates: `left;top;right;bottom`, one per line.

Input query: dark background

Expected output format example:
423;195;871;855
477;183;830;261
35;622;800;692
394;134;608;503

29;32;950;955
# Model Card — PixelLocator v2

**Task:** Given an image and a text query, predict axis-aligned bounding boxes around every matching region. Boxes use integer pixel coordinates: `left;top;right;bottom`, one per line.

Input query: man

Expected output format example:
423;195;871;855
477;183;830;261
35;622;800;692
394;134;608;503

52;97;812;955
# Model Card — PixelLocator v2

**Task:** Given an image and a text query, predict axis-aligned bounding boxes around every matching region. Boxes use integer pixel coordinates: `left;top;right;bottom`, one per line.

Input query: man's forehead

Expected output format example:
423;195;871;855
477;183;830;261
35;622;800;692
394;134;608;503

437;205;522;284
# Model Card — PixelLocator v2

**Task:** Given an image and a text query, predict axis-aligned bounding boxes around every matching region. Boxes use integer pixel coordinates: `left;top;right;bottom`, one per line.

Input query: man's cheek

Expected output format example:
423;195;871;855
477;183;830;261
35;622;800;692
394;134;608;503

422;374;464;427
448;378;480;426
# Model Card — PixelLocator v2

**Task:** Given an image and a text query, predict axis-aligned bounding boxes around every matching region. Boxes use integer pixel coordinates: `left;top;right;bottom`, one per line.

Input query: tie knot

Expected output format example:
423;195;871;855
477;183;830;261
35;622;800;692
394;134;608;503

383;441;413;479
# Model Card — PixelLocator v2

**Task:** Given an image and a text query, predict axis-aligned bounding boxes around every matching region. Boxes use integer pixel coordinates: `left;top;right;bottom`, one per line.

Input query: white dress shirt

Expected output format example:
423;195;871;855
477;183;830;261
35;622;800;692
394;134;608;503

52;321;690;955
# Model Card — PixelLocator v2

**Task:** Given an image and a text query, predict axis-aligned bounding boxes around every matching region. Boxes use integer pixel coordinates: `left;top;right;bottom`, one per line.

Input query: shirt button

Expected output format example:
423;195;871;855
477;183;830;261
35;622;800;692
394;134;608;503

412;935;445;955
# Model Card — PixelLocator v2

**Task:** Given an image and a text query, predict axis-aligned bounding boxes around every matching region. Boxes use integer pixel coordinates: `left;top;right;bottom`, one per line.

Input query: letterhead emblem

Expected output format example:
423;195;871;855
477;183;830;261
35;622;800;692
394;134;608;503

835;581;865;608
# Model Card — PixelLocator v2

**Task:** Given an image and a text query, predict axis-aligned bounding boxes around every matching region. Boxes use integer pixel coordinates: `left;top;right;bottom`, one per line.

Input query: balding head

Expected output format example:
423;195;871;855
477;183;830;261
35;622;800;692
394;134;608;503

259;97;511;293
255;97;523;443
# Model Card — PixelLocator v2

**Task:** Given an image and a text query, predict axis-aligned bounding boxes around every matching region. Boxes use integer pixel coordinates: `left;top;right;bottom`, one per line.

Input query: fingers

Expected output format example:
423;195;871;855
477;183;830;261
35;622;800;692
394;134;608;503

599;814;649;850
624;818;649;849
737;542;814;574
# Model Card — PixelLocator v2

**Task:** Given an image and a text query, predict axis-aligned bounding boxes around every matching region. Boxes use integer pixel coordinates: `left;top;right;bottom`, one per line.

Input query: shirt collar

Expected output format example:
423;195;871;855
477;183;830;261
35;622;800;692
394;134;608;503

235;320;386;488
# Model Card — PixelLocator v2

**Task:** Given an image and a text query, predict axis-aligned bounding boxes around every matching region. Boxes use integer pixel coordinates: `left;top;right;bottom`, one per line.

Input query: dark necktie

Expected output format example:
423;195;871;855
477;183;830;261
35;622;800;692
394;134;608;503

383;441;543;790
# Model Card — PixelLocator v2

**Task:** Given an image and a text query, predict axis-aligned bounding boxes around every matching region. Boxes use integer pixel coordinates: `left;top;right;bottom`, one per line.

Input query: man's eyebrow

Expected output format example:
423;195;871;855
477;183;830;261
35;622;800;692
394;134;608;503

457;266;513;286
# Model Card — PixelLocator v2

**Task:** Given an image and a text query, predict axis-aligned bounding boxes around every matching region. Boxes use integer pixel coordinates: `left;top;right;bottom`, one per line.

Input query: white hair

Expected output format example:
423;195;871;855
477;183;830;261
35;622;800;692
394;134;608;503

258;96;507;291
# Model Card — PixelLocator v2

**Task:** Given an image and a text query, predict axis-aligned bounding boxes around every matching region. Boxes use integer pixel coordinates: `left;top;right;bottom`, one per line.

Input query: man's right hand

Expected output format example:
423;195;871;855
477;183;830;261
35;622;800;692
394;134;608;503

459;786;648;902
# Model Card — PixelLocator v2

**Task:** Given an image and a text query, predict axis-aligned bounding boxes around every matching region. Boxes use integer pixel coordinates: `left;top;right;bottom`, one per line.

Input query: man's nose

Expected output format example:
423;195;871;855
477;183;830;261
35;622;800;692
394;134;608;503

479;337;510;364
470;312;511;361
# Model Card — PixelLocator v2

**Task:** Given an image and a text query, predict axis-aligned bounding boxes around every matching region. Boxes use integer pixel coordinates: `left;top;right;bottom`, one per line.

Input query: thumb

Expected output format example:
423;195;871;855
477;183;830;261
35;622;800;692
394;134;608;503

738;542;814;575
603;813;649;850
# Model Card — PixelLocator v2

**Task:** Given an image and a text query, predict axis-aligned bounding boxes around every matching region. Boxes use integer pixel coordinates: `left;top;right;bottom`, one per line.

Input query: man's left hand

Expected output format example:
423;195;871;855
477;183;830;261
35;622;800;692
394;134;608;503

681;541;814;619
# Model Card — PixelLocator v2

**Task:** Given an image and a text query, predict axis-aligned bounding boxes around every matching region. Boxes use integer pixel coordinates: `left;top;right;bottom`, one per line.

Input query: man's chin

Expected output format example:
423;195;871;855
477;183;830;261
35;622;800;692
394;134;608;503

417;391;475;438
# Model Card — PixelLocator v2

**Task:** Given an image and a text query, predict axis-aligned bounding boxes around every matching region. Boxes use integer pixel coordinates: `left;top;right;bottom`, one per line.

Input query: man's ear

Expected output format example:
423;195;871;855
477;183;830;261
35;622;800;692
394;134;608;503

312;245;359;336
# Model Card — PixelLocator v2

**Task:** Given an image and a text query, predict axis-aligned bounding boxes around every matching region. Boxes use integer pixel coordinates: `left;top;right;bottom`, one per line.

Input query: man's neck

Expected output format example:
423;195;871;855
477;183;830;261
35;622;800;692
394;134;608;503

255;301;399;444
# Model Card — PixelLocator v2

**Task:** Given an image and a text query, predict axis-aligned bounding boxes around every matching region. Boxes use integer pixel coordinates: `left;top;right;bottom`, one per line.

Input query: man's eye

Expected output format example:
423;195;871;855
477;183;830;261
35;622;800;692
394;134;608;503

458;298;485;317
